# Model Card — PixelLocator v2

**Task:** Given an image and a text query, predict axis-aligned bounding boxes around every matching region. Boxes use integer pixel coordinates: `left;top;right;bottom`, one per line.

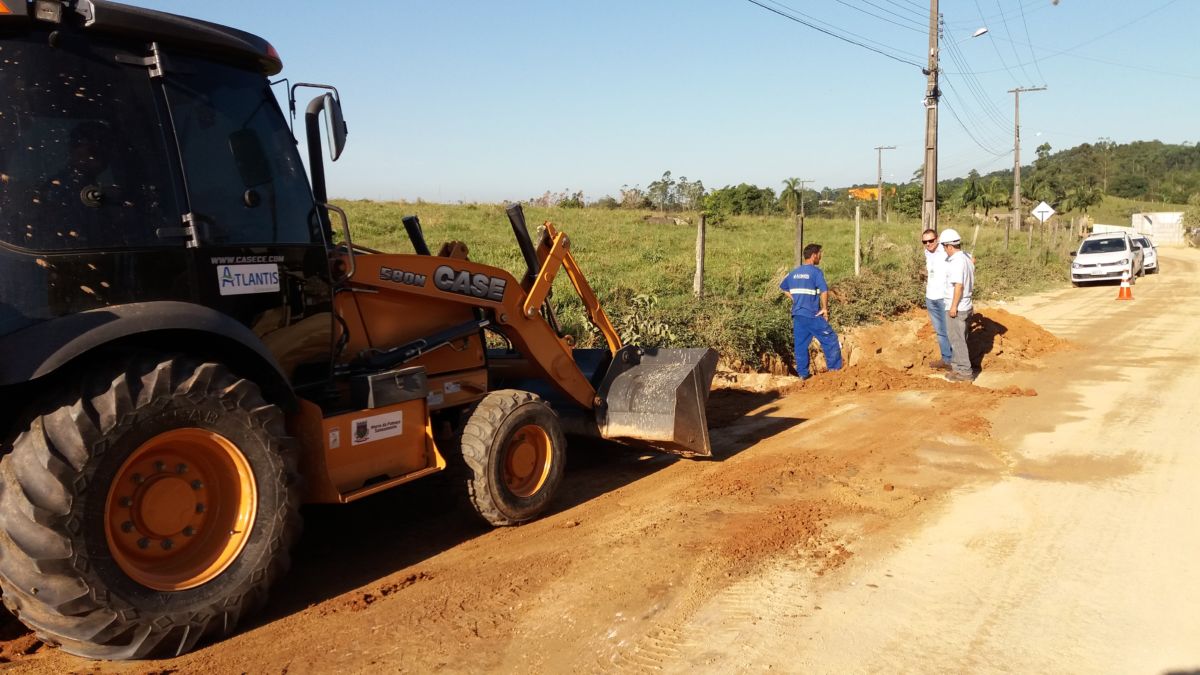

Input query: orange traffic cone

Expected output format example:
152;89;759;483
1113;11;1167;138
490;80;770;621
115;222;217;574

1116;270;1133;300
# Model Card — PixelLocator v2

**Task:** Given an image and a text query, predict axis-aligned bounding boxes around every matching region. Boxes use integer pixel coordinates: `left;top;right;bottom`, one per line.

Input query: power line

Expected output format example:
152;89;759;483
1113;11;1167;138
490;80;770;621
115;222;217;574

1057;0;1181;55
941;79;1009;155
994;0;1036;84
743;0;924;68
876;0;927;20
976;32;1200;81
944;0;1050;28
830;0;925;32
972;0;1023;87
940;77;1010;153
1017;0;1047;86
940;30;1013;133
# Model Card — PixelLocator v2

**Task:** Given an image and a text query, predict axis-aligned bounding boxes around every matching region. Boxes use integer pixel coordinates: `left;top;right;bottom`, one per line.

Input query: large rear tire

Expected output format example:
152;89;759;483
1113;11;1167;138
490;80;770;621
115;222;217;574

456;390;565;526
0;357;301;659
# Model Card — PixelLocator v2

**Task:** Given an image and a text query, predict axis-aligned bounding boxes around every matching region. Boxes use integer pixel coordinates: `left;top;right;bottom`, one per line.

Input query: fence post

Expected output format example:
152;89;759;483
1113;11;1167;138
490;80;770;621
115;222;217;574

693;213;706;298
971;222;981;250
854;206;861;276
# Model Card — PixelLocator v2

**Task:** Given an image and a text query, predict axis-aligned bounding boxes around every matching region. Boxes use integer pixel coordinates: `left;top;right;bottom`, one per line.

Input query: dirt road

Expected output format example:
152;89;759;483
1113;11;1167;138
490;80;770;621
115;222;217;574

4;249;1198;673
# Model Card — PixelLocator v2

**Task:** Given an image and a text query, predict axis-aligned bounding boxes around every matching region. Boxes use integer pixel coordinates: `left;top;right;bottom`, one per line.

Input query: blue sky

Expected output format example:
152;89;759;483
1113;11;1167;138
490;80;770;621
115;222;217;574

127;1;1198;202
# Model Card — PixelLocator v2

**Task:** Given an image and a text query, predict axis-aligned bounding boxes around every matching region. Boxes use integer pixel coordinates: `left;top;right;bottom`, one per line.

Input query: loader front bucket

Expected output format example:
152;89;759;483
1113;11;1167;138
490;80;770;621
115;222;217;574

595;346;720;457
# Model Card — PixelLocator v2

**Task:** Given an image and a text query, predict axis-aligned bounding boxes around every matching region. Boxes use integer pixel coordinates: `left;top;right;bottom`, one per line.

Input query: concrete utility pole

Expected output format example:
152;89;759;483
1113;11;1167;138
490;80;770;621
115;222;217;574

1008;86;1047;250
921;0;940;232
875;145;895;221
793;179;813;266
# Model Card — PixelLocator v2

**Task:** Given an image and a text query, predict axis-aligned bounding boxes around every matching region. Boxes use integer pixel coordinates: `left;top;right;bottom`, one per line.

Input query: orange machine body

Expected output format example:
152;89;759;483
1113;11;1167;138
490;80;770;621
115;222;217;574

288;223;622;503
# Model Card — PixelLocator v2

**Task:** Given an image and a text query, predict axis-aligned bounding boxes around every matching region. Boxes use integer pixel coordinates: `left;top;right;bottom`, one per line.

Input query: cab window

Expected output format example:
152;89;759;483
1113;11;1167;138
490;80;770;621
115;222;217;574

163;55;318;245
0;32;182;250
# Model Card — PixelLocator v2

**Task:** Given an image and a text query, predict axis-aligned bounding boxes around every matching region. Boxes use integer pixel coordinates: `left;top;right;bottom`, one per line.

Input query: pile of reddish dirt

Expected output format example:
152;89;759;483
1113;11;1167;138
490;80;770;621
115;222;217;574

965;307;1066;371
714;307;1062;395
810;306;1065;384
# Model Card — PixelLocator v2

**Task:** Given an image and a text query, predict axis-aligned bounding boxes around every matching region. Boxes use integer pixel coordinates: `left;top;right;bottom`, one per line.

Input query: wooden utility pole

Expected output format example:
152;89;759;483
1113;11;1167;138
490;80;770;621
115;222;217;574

875;145;895;222
793;179;813;266
693;213;706;298
921;0;940;232
1008;86;1046;250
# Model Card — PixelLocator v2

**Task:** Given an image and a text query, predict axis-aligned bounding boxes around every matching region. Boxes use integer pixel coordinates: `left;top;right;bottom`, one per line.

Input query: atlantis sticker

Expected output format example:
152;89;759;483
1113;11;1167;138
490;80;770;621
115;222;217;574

350;410;404;446
218;263;281;296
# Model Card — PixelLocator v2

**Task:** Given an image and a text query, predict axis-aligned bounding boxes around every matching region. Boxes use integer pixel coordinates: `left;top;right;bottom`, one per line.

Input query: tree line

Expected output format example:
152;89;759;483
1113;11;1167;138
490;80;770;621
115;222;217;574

529;138;1200;221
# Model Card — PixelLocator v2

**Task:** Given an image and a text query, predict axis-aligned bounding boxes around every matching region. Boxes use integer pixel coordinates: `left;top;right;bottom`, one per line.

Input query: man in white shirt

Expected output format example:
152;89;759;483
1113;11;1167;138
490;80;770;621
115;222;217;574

939;228;975;382
921;228;952;370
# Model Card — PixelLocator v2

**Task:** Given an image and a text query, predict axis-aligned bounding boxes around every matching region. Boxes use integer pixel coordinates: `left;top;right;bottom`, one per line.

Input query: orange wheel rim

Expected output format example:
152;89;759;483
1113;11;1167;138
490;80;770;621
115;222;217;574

104;429;257;591
503;424;552;498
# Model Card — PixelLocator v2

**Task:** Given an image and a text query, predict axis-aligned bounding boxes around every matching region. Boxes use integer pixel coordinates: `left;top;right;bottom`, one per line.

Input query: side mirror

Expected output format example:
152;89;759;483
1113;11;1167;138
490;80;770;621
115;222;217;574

323;93;347;162
1068;251;1076;257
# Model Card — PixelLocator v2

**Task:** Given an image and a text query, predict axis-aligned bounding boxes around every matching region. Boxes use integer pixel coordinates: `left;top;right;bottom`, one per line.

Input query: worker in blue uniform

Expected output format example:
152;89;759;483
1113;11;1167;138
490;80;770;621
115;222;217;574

779;243;843;379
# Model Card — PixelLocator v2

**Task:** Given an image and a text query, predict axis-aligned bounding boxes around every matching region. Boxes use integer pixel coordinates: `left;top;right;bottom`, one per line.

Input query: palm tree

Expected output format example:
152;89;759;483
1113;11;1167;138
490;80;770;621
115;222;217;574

955;170;983;215
1063;185;1102;215
981;178;1010;217
780;178;802;217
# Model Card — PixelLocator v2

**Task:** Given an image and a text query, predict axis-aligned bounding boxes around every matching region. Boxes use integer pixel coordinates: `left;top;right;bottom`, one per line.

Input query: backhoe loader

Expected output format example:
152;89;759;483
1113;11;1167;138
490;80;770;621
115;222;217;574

0;0;718;660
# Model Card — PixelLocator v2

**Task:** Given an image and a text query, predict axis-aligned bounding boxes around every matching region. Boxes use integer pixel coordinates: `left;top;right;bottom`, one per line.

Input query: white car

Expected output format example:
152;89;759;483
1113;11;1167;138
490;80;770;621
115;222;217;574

1070;232;1143;286
1132;235;1158;274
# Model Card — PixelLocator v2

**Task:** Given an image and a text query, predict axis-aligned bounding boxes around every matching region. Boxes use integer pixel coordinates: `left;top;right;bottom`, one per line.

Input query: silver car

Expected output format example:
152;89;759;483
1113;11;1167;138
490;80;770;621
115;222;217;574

1132;235;1158;274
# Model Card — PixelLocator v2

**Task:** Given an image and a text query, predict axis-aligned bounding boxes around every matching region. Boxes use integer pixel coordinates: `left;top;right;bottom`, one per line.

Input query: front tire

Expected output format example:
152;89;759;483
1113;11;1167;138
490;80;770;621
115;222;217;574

456;390;565;526
0;357;301;659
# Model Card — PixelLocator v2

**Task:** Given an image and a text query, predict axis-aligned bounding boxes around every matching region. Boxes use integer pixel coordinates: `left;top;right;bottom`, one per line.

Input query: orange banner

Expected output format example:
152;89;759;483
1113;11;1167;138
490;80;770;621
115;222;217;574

0;1;12;14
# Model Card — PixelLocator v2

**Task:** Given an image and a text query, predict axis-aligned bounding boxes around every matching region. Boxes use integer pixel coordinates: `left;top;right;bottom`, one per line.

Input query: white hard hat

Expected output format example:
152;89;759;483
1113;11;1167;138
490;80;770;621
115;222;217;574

938;228;962;245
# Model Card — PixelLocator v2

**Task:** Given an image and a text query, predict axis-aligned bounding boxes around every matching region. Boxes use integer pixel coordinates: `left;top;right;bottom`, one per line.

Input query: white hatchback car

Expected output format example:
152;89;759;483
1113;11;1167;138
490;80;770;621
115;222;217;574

1070;232;1143;286
1132;235;1158;274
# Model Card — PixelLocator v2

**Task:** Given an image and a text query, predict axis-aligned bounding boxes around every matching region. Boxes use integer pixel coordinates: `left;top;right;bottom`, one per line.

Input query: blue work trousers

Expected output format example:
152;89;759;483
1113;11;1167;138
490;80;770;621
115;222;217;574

925;297;953;362
792;316;843;378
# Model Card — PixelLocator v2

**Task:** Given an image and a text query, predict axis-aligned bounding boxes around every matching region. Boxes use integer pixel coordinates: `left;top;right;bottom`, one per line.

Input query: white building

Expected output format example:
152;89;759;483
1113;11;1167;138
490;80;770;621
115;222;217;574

1130;212;1184;245
1092;212;1185;245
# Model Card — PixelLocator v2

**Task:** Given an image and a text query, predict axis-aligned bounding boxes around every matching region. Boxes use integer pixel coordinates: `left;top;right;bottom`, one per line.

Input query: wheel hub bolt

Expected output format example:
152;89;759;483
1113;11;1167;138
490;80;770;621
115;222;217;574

183;526;195;537
132;473;143;484
176;463;188;474
161;539;173;550
195;503;205;514
137;538;149;549
121;521;134;533
154;461;166;472
119;496;133;507
191;480;203;490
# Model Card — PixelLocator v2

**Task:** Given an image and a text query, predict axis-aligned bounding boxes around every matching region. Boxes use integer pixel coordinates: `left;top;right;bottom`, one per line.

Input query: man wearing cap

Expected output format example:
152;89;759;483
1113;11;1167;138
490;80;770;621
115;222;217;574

780;243;843;380
920;228;953;371
939;228;975;382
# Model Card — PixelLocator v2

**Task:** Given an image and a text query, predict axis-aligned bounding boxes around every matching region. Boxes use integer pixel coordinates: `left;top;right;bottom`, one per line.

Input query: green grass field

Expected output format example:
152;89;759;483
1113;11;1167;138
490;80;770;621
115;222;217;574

335;200;1074;369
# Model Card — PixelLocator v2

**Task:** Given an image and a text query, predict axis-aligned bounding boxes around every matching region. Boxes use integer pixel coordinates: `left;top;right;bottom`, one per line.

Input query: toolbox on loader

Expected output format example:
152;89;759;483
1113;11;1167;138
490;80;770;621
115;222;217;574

0;0;718;660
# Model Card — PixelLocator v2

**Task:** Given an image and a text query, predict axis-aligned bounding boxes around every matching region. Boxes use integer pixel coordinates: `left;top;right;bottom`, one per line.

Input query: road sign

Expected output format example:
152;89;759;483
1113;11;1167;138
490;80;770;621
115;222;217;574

1032;201;1055;223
